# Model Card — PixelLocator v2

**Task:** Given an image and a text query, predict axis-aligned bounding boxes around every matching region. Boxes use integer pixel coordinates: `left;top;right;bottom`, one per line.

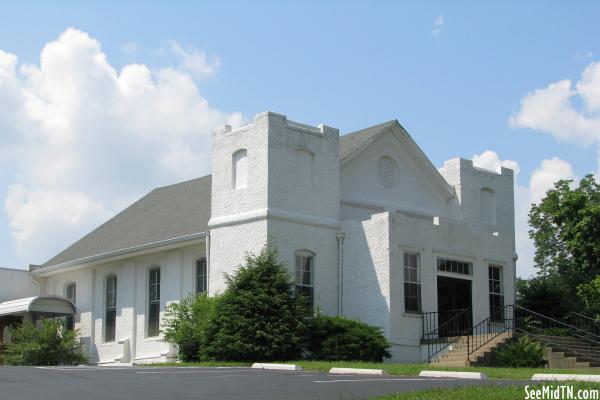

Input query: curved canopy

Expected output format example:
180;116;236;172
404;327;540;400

0;295;75;317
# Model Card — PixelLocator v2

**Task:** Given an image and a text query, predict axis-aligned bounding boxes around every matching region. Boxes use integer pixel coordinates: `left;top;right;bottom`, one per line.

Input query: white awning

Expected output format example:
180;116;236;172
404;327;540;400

0;295;75;317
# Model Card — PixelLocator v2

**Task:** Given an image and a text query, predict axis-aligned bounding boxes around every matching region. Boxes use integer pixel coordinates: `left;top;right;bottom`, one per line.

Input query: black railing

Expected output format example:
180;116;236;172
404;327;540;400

422;308;471;362
513;305;600;362
424;304;600;364
467;305;514;361
568;312;600;338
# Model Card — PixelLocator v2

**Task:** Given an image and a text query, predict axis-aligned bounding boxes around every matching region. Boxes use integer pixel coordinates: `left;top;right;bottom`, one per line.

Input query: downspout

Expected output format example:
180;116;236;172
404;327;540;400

205;231;211;296
336;231;345;316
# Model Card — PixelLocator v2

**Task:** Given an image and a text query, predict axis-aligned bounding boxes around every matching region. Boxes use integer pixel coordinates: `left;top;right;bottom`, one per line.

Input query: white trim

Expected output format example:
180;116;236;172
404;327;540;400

33;233;207;276
340;121;455;200
208;208;340;230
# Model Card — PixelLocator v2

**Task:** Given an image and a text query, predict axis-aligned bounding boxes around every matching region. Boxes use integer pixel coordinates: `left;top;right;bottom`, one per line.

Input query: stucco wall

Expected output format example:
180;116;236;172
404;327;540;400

342;209;515;363
0;267;39;302
340;130;462;222
42;243;204;364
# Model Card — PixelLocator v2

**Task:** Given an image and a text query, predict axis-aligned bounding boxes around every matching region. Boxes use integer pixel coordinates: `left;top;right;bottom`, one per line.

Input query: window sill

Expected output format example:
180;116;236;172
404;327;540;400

402;313;423;318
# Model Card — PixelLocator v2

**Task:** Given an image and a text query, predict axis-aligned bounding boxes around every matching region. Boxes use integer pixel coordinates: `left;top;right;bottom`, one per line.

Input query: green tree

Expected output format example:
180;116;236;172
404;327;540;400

162;294;219;362
3;319;87;365
204;246;309;361
516;276;574;320
577;276;600;319
528;174;600;310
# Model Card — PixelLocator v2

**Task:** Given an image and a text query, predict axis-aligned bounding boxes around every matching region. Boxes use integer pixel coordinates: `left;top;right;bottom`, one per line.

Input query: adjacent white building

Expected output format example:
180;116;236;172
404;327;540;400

0;111;516;364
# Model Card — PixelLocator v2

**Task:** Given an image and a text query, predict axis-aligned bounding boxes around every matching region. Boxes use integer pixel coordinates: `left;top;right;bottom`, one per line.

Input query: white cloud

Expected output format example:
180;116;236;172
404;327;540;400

472;151;574;278
529;157;574;203
432;15;444;36
574;51;594;61
0;28;243;264
472;150;520;176
509;62;600;146
168;40;221;79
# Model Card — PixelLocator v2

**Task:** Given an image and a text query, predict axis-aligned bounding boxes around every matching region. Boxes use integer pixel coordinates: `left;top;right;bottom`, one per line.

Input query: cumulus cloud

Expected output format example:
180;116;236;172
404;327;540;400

472;151;574;278
0;28;243;264
432;15;444;36
510;62;600;146
168;41;221;79
472;150;520;176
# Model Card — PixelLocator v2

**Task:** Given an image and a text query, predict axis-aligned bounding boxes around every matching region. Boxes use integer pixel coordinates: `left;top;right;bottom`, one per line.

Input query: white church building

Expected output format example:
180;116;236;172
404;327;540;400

0;111;516;364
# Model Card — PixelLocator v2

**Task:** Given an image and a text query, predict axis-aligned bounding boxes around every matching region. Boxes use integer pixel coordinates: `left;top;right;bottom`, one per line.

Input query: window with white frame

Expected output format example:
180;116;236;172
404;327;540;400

437;258;472;275
65;282;76;330
295;251;314;308
196;257;207;294
105;275;117;342
489;265;504;322
403;252;421;313
148;267;161;337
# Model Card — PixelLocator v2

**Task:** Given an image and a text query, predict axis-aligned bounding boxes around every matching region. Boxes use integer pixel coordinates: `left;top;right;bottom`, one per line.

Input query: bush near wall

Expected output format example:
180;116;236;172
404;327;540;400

2;319;87;366
307;315;391;362
162;246;391;363
202;247;309;361
162;294;218;362
493;335;546;368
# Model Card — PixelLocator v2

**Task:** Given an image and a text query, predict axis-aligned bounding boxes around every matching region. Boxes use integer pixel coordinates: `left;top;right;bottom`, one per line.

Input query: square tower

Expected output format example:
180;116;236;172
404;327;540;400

208;112;341;313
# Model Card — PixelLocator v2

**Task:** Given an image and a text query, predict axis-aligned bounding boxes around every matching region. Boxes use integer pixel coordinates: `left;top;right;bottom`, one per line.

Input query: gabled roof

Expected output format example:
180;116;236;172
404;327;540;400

339;120;455;200
40;175;211;269
339;120;396;162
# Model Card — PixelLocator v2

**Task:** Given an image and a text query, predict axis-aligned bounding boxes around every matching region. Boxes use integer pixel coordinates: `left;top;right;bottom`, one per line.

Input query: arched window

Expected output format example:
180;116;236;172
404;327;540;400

481;188;496;225
296;149;314;186
148;267;161;337
377;156;398;188
105;274;117;342
196;257;207;294
232;149;248;189
295;250;315;308
65;282;76;330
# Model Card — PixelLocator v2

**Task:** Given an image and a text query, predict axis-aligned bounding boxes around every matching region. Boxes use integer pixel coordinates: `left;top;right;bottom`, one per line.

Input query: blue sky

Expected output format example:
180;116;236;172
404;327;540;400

1;1;599;277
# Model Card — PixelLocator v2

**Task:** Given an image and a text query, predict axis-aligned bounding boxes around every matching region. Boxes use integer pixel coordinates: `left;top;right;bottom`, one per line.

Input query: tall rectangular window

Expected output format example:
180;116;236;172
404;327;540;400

65;283;76;330
404;252;421;313
196;258;207;294
489;265;504;322
295;251;314;308
148;267;161;337
105;275;117;342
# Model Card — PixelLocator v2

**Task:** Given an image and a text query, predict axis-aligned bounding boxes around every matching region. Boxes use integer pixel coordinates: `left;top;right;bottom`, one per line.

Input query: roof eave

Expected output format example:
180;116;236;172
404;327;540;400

33;232;208;277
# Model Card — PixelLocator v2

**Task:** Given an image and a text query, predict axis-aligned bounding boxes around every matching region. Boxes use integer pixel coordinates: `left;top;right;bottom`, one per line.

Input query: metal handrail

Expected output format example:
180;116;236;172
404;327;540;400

568;312;600;337
514;305;600;363
422;308;471;362
515;305;600;343
467;305;514;361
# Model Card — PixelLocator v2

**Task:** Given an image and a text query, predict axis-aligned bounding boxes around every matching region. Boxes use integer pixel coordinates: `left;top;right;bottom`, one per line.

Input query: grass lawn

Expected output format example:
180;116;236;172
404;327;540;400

370;383;600;400
147;359;600;380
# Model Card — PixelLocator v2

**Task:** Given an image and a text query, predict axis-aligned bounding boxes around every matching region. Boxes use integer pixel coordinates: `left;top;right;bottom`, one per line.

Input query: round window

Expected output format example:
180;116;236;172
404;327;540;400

377;156;398;188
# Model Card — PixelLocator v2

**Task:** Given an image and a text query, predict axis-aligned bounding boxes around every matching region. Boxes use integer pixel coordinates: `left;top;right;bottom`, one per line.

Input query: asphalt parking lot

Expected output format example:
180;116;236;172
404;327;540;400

0;366;528;400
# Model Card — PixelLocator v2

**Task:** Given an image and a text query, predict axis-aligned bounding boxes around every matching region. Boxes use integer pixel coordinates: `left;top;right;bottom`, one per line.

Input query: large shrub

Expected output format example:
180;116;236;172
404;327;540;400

495;335;546;368
204;246;309;361
3;319;87;366
307;315;391;362
162;294;218;362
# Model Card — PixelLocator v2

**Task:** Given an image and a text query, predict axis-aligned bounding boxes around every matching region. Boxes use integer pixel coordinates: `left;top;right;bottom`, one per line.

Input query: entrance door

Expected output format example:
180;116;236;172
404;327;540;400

437;276;472;337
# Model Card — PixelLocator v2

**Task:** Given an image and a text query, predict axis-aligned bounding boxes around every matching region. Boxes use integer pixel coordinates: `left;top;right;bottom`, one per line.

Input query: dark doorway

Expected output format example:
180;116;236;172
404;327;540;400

437;276;472;337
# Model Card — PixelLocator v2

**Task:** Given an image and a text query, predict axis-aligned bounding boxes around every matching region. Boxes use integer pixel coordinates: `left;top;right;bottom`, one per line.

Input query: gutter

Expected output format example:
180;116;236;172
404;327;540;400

32;232;207;276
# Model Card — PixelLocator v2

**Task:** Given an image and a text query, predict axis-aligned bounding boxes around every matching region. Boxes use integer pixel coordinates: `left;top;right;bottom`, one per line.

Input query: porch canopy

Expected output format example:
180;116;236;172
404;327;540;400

0;295;75;317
